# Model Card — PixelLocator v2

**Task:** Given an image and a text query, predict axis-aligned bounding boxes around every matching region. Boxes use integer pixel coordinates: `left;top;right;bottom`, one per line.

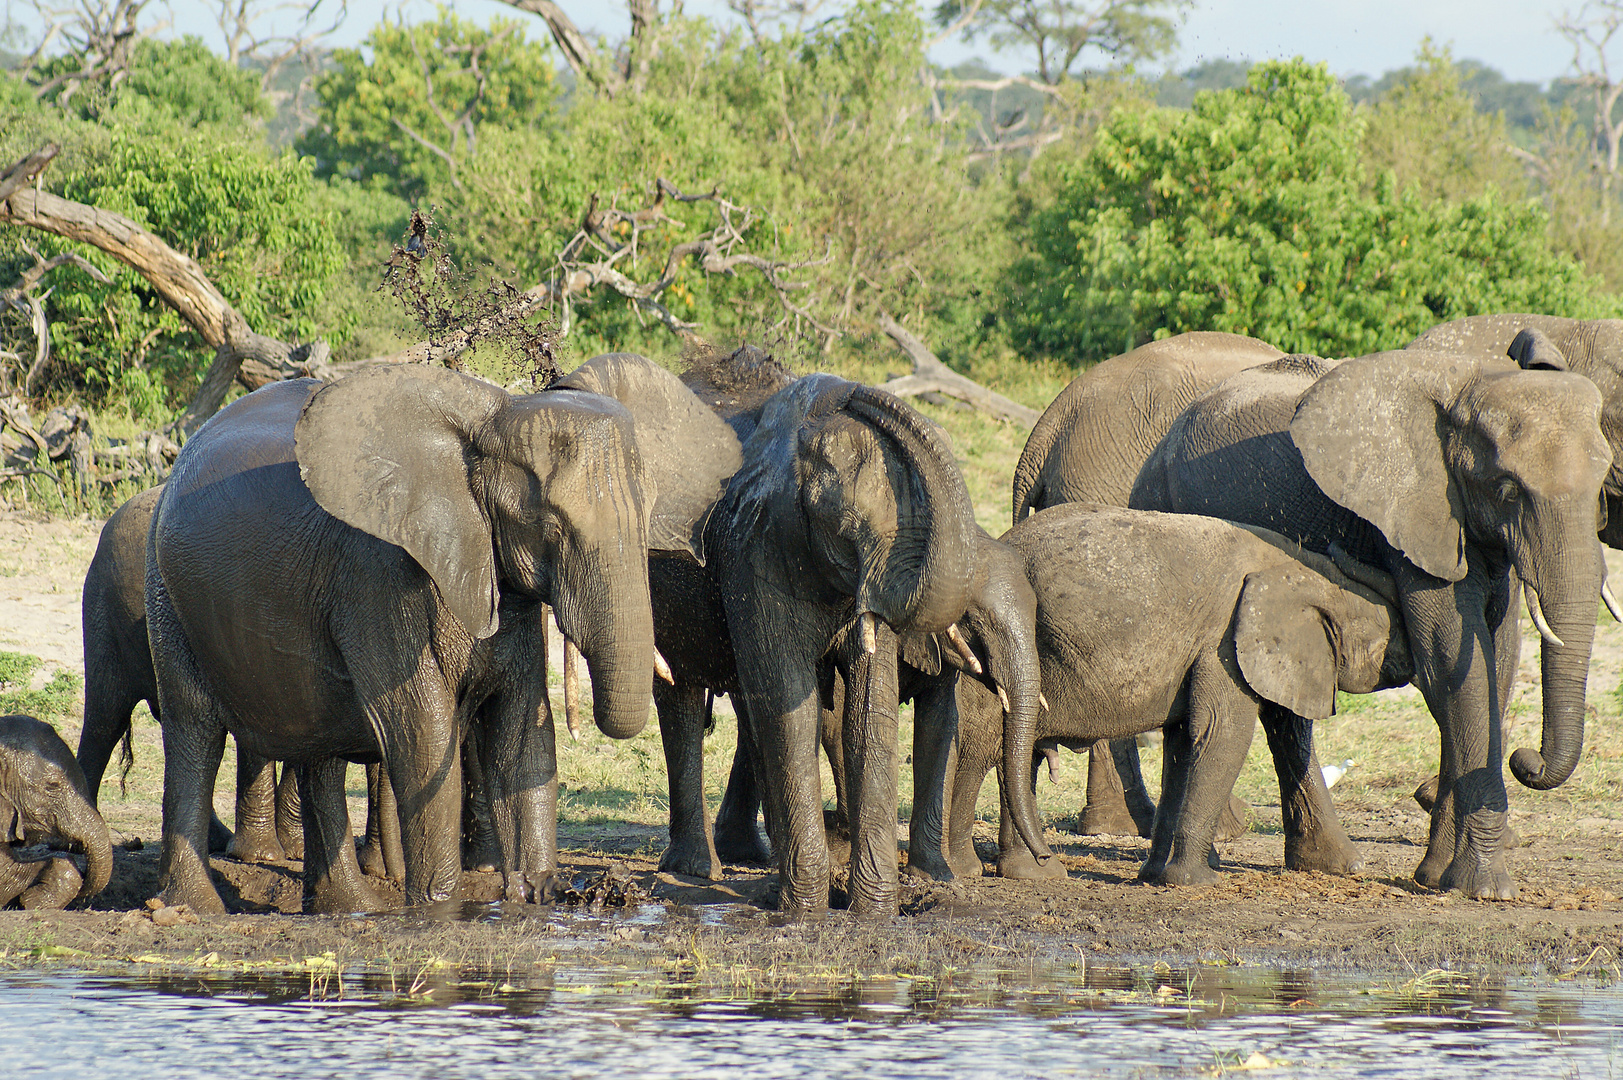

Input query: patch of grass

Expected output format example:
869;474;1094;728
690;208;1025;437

0;651;82;725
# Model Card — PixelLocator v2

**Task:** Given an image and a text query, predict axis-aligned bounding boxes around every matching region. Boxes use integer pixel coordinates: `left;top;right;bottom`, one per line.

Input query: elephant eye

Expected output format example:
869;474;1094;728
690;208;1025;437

1496;478;1520;504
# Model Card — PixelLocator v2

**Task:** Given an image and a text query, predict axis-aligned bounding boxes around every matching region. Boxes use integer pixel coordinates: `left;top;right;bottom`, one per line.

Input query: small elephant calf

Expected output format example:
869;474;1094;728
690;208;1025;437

912;504;1412;885
1;715;113;908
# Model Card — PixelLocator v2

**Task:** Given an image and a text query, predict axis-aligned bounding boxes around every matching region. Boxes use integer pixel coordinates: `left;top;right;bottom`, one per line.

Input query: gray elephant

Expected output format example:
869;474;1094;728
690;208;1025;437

911;505;1411;884
1409;314;1623;550
697;366;983;916
146;359;733;914
1131;351;1612;898
1012;331;1284;839
1;715;112;908
77;485;301;864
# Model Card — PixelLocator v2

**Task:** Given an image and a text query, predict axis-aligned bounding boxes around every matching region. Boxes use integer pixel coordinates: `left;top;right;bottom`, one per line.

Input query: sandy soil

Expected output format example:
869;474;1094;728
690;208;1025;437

0;508;1619;981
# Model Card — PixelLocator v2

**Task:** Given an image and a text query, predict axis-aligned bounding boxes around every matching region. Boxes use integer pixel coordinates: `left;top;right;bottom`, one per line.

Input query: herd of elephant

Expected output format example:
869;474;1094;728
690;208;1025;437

1;312;1617;919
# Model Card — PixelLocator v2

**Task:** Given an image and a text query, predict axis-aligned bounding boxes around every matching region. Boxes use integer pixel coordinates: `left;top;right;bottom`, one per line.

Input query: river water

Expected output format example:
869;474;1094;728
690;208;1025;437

3;950;1619;1079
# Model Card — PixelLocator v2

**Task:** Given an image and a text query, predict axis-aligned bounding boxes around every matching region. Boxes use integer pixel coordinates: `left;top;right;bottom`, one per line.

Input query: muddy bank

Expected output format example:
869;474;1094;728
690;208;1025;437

4;800;1619;982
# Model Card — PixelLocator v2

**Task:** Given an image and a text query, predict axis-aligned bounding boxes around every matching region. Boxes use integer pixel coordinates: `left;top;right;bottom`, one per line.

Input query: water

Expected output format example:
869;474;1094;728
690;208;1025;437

2;955;1619;1078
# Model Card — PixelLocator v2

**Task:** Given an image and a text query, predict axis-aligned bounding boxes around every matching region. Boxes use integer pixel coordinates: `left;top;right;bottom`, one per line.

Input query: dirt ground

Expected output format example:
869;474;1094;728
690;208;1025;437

0;508;1620;982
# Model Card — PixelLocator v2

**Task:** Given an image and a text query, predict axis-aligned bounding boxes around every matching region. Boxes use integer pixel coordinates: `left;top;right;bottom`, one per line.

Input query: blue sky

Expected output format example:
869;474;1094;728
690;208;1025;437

154;0;1577;85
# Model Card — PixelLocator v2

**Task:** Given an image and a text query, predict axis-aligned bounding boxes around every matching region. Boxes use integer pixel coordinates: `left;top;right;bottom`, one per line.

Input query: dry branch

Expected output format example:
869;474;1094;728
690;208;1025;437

876;311;1038;426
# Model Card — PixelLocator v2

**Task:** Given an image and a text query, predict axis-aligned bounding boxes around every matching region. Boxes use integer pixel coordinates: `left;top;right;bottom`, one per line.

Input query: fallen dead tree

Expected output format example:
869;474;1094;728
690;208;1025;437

875;312;1039;427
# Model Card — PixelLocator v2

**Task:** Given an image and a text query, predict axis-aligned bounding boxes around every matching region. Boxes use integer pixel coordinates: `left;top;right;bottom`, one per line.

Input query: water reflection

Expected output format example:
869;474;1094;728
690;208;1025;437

2;959;1618;1079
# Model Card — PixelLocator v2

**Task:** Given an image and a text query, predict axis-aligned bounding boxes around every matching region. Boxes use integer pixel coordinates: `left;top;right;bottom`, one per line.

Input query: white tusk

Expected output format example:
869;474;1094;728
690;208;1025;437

1039;692;1050;712
945;624;983;675
654;649;675;685
997;685;1010;713
1524;581;1565;649
861;611;877;655
1604;579;1623;623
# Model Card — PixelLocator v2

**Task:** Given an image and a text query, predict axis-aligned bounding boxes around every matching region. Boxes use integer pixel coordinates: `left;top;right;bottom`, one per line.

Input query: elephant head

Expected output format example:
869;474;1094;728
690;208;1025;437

1233;556;1413;720
296;361;737;741
1291;349;1613;790
0;715;112;901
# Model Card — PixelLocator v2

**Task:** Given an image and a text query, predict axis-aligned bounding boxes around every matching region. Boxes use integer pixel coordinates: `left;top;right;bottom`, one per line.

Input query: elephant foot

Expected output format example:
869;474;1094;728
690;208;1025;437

1213;796;1249;841
226;829;287;865
997;849;1067;880
1414;775;1440;812
158;877;227;917
502;869;564;904
207;814;233;855
771;879;830;918
463;839;500;875
356;839;403;883
276;826;304;863
822;811;852;873
1435;857;1518;901
306;875;384;915
658;834;723;881
1080;800;1149;839
19;857;81;909
714;820;773;867
1285;832;1364;876
1139;857;1220;887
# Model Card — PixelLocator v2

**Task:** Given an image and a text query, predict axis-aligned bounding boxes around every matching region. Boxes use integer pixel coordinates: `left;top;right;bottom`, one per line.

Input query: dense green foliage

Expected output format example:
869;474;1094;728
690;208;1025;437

1006;60;1613;362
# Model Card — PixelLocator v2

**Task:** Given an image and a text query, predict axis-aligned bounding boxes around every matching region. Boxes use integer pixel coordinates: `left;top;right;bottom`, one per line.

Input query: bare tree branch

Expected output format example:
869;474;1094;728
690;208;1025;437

500;0;626;96
876;311;1039;425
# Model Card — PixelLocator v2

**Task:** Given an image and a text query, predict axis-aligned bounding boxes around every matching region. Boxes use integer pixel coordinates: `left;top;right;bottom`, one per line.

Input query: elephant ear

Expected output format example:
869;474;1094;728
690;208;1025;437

899;631;943;676
1508;328;1569;371
1291;349;1504;583
296;364;509;640
1233;565;1339;721
553;353;743;562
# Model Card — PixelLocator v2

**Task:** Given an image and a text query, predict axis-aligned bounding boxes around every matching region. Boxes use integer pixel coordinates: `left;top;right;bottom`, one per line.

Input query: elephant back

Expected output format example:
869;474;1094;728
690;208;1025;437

1012;332;1282;523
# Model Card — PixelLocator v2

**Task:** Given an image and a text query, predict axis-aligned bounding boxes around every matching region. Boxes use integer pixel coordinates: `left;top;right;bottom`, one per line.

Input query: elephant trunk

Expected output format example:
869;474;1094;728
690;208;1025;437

986;614;1051;864
845;387;977;634
61;799;112;901
556;553;656;741
1509;540;1603;791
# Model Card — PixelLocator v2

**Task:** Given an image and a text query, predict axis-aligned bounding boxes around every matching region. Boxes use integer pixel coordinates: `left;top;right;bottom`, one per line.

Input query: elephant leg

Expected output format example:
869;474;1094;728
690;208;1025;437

0;847;46;907
358;763;405;883
657;681;723;880
997;752;1066;880
297;759;381;914
714;706;772;866
905;675;961;881
1260;704;1362;875
1080;738;1156;838
19;856;82;910
1400;565;1514;900
820;670;850;855
274;762;303;862
227;748;285;864
461;733;500;873
839;621;901;917
1142;662;1255;886
477;657;559;905
75;680;140;810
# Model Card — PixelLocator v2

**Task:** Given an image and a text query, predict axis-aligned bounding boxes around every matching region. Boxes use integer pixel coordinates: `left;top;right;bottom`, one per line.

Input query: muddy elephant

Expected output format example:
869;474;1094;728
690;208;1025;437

77;485;302;864
1409;314;1623;550
695;367;984;916
1012;331;1285;839
910;505;1411;884
1131;352;1612;898
2;715;112;908
146;360;733;914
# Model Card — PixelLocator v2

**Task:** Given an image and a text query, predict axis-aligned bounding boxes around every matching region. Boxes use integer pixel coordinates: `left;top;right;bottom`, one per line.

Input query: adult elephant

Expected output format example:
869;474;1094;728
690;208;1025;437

1409;314;1623;548
78;486;301;864
708;371;984;916
1;715;112;908
147;360;732;914
1011;331;1285;838
1131;352;1612;898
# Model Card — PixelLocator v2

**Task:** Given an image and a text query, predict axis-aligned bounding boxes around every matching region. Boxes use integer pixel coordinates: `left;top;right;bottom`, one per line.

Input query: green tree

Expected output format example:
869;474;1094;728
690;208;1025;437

1007;60;1612;365
935;0;1191;84
299;10;559;202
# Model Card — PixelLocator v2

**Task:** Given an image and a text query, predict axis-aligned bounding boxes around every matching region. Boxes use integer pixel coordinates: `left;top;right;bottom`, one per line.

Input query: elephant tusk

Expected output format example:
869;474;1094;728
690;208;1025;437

997;684;1010;713
945;624;983;675
563;636;582;741
654;649;675;685
1039;692;1050;712
1524;582;1565;649
860;611;877;655
1604;579;1623;623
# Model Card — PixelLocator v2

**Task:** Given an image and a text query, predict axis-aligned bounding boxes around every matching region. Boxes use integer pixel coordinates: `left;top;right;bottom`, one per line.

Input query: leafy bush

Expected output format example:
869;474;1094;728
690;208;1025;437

1007;60;1614;365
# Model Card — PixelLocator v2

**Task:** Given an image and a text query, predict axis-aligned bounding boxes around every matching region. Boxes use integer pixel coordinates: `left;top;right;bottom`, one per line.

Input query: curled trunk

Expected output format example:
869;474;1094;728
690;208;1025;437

64;801;112;900
1509;542;1603;790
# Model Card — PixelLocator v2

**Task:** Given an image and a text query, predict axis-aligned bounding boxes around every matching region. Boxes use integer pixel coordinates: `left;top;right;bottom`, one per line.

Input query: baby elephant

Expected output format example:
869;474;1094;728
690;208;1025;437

1;715;113;908
913;504;1412;885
